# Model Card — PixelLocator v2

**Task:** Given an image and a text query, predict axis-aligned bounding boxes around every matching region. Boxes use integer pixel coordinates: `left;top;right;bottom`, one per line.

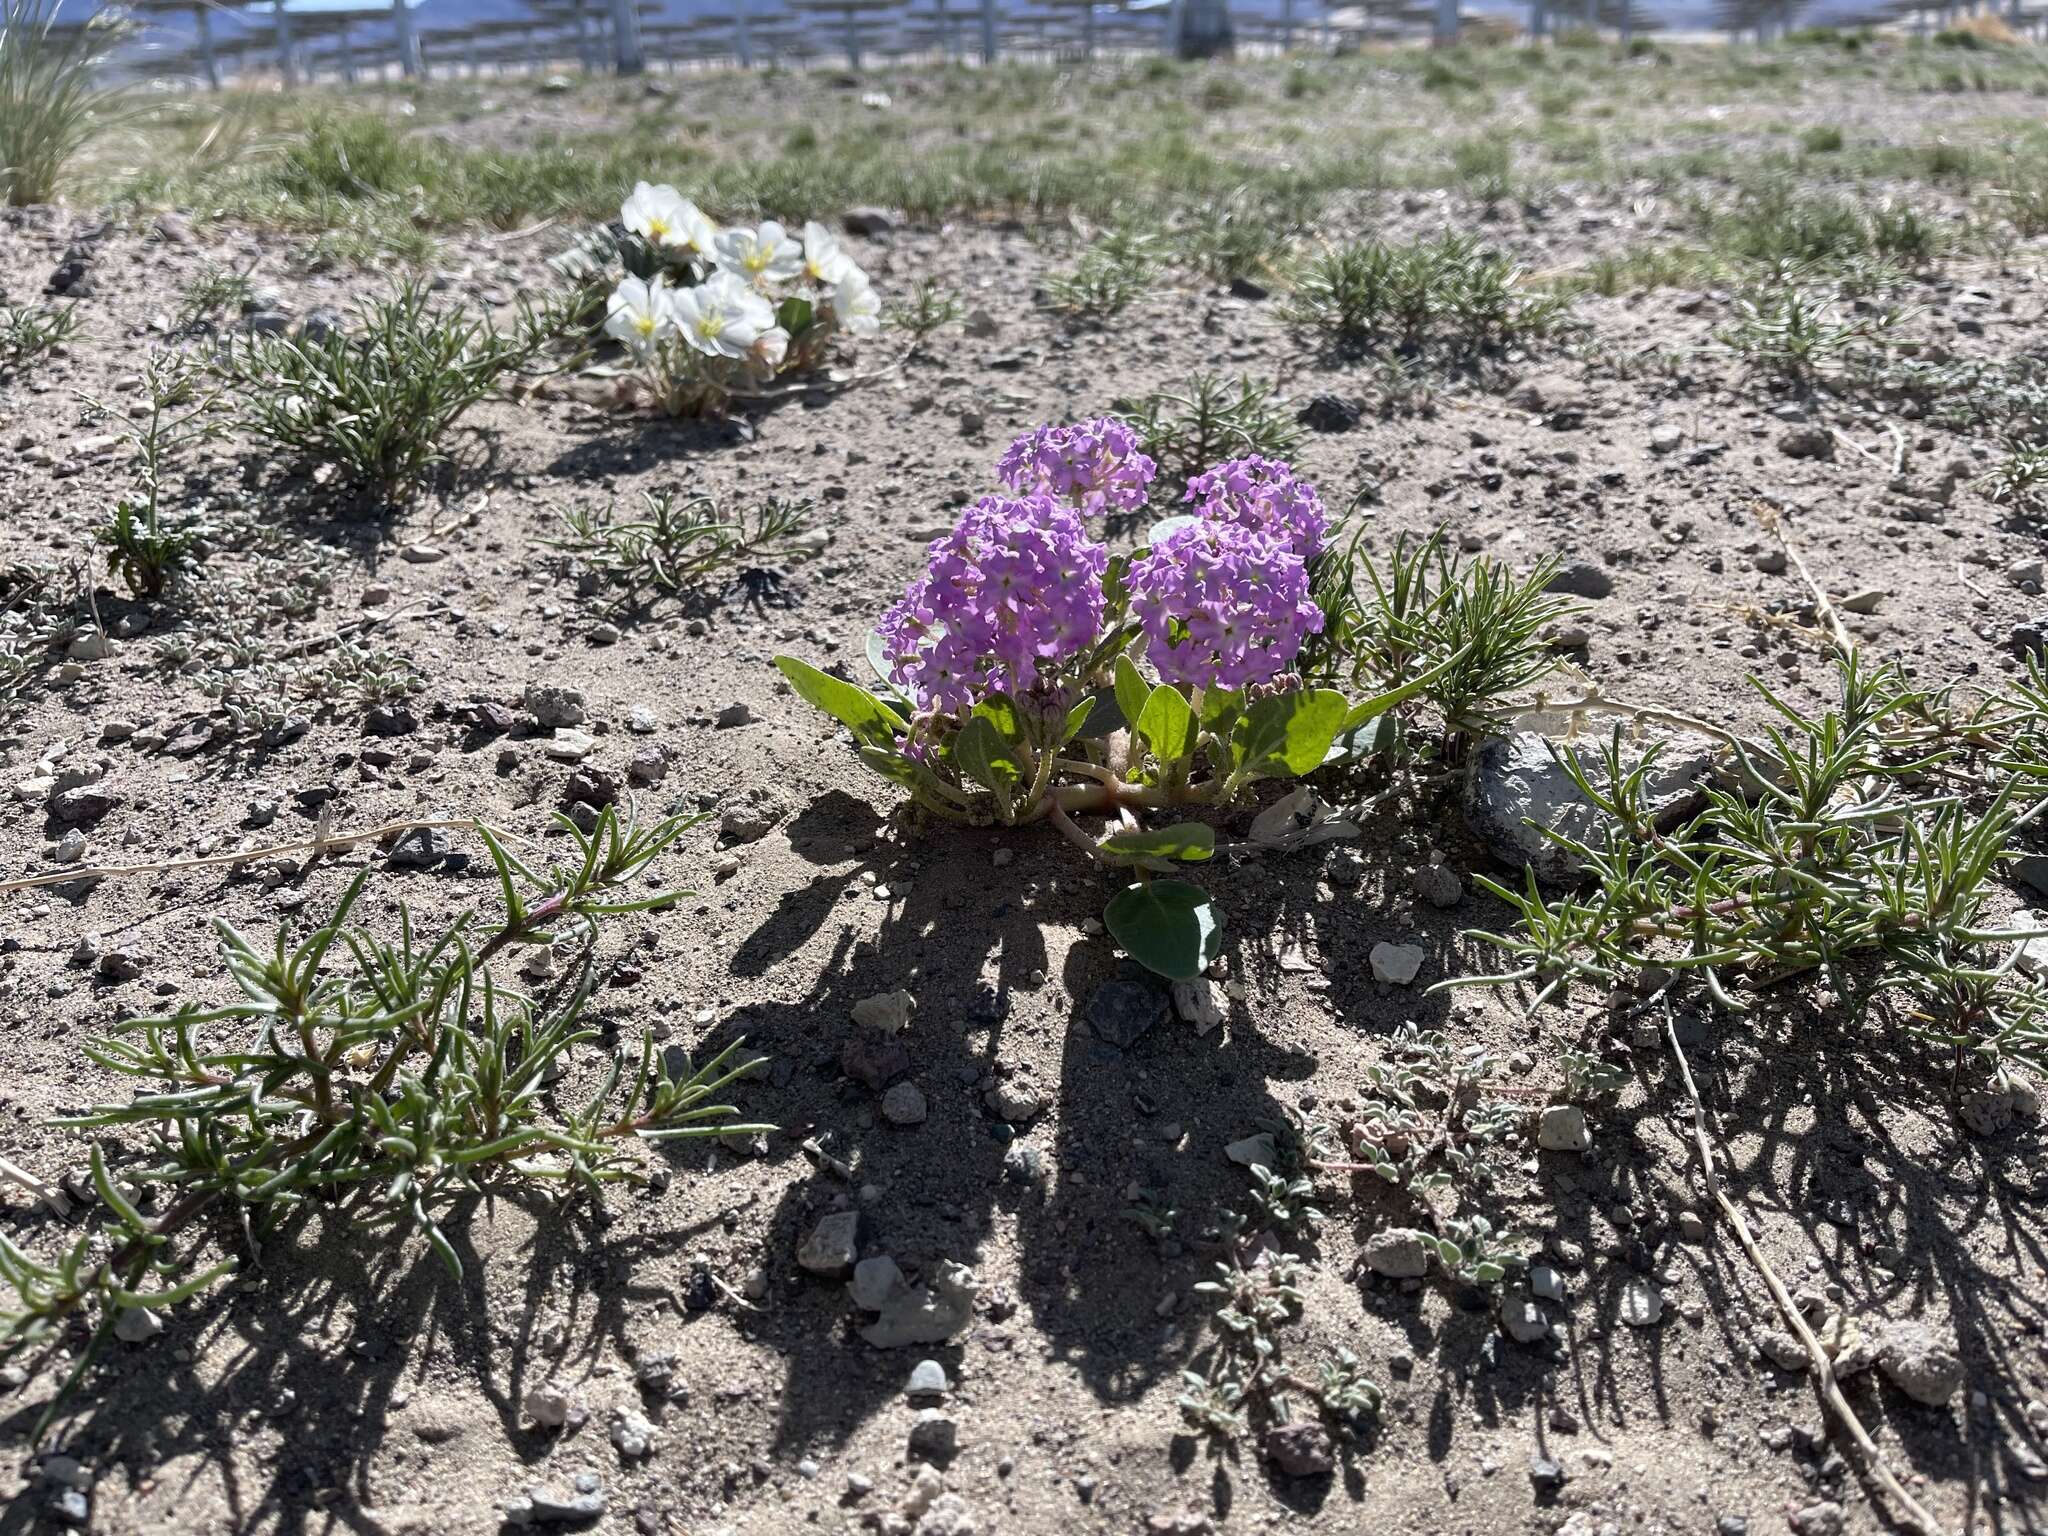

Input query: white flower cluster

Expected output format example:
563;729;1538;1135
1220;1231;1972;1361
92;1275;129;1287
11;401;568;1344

600;181;880;413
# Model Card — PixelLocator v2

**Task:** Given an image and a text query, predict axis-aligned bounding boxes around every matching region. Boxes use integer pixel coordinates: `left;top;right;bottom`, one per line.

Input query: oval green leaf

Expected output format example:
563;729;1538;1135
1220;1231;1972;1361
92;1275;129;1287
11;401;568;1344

1103;879;1225;982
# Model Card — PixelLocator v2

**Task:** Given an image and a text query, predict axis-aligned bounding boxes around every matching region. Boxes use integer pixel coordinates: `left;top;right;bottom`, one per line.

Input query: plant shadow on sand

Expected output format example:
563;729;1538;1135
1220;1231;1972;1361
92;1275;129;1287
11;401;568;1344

7;808;2044;1532
726;786;2048;1520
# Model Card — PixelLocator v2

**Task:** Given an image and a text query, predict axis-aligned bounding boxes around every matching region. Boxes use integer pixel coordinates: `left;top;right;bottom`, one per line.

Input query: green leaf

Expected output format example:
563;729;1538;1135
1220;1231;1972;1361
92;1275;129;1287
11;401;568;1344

775;295;816;336
1099;823;1215;862
971;692;1024;743
776;655;906;749
1324;710;1400;767
954;714;1024;794
1063;691;1109;744
1232;689;1349;780
1137;683;1196;765
859;746;921;790
864;628;894;683
1103;879;1225;982
1340;647;1466;732
1113;654;1151;735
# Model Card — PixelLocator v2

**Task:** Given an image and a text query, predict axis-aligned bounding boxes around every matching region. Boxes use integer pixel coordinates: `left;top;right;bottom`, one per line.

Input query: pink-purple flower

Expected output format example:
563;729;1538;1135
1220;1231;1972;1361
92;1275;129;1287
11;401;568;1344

996;418;1157;518
1183;456;1329;560
876;493;1109;714
1126;519;1323;692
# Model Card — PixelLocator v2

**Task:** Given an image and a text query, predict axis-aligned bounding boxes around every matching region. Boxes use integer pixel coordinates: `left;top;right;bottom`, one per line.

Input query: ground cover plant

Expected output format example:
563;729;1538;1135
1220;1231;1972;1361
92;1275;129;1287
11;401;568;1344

8;30;2048;1536
0;805;764;1439
215;277;571;502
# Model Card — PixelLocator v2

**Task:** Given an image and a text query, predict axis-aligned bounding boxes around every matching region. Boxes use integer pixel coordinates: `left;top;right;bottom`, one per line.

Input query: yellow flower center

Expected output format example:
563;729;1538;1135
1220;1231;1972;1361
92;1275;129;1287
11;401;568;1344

635;313;656;337
647;217;670;240
697;312;726;340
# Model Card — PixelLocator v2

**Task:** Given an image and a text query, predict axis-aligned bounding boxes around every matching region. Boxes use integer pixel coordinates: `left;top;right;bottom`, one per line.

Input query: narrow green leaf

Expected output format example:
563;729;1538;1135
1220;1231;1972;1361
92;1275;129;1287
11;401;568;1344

774;655;906;749
1113;654;1151;736
1099;823;1216;862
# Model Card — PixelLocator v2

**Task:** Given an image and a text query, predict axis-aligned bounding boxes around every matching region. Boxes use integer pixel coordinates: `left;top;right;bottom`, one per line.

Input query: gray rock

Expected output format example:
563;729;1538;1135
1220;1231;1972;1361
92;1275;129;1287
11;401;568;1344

907;1359;950;1399
544;728;595;763
97;947;149;983
850;989;916;1032
1263;1421;1334;1477
1087;978;1170;1048
1528;1453;1567;1490
523;1384;575;1427
1360;1228;1431;1279
1171;976;1225;1034
1500;1290;1550;1344
523;683;587;728
880;1081;928;1126
113;1305;163;1342
841;1031;910;1090
1649;423;1684;455
1545;560;1613;599
1878;1322;1963;1406
715;701;756;728
1001;1141;1044;1184
719;792;783;843
856;1269;966;1351
1464;729;1716;887
849;1255;906;1311
609;1408;656;1459
797;1211;861;1278
50;787;115;825
907;1408;957;1462
1619;1278;1664;1327
1787;1502;1844;1536
1409;863;1462;908
985;1081;1042;1122
1759;1329;1809;1371
47;1489;89;1528
519;1480;605;1525
386;828;450;869
1778;425;1835;460
843;206;895;237
1369;941;1425;986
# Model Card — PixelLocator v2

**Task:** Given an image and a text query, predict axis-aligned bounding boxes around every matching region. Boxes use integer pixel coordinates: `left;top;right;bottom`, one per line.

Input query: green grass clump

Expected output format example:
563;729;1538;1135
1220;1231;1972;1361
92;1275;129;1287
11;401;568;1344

1114;374;1304;500
1046;228;1160;320
0;301;81;376
216;279;569;503
0;0;127;206
1282;234;1567;353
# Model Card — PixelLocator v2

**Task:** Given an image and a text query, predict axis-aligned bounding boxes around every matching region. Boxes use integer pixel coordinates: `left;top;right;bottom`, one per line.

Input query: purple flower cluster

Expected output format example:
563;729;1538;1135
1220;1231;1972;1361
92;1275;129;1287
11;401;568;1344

1127;519;1323;692
996;418;1157;518
1184;456;1329;560
876;493;1109;714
